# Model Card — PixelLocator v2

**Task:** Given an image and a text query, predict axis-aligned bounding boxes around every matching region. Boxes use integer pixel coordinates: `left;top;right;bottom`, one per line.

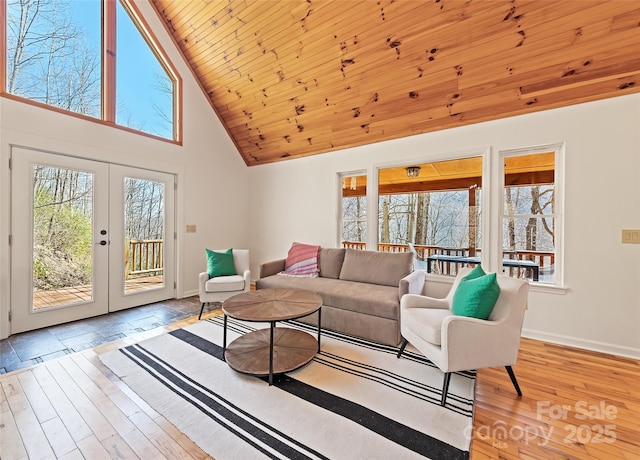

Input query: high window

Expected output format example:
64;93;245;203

501;147;561;285
3;0;180;142
340;173;367;249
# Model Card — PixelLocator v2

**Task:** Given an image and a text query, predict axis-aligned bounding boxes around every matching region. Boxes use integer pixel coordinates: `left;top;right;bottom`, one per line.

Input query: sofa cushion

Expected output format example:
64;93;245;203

256;273;325;293
403;307;452;346
205;275;245;293
256;275;399;320
339;249;413;287
318;248;346;279
320;279;400;319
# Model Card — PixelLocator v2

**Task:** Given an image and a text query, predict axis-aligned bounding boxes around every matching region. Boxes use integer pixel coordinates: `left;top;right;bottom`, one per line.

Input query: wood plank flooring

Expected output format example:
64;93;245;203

472;340;640;459
1;314;210;460
1;307;639;459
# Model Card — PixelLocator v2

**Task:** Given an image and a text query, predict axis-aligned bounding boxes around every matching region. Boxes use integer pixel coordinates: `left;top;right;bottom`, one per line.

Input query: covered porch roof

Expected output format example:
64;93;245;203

342;151;555;196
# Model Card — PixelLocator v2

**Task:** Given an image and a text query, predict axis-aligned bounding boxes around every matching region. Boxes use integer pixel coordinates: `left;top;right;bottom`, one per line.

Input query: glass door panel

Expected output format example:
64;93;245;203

11;148;109;334
109;165;175;312
32;166;96;309
123;177;165;294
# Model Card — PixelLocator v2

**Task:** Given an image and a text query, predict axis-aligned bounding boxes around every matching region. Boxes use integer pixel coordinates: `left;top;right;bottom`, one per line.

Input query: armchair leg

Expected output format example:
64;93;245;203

396;338;409;358
441;372;452;406
505;365;522;396
198;302;207;320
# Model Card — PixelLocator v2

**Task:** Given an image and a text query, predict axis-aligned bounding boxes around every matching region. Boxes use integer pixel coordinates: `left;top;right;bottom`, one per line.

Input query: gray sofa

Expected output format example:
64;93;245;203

256;248;425;346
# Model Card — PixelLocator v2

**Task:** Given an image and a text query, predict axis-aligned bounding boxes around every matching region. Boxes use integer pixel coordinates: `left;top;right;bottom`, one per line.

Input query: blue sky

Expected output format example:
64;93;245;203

68;0;173;137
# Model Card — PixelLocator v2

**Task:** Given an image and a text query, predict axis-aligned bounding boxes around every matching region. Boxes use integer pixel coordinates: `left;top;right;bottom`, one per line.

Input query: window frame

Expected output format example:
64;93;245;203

1;0;182;144
367;148;489;253
338;170;368;248
337;144;565;290
498;143;564;288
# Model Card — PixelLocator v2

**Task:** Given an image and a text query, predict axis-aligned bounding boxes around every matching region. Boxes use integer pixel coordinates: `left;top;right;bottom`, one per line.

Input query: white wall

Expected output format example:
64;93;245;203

0;1;250;339
249;94;640;358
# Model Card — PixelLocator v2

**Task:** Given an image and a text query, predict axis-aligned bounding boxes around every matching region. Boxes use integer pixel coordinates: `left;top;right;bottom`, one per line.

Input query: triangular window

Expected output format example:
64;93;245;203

3;0;181;142
115;0;176;140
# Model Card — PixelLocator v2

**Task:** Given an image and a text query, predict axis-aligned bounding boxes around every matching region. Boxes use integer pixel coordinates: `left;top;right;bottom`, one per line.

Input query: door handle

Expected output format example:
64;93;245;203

96;240;108;246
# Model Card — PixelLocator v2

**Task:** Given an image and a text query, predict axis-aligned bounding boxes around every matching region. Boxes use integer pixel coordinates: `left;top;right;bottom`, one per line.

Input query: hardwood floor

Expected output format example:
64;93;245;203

1;311;212;460
1;306;639;459
472;340;640;459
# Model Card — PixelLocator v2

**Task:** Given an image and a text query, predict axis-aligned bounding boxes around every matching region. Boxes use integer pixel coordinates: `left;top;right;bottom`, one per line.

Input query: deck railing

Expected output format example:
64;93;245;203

125;239;164;279
341;241;554;280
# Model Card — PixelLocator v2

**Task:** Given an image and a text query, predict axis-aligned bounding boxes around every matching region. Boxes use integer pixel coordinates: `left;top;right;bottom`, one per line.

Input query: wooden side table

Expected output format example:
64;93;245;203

222;288;322;385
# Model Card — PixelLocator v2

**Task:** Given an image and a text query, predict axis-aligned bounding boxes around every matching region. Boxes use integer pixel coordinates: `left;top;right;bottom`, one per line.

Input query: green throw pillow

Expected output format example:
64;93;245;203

206;248;236;278
451;272;500;320
464;264;487;281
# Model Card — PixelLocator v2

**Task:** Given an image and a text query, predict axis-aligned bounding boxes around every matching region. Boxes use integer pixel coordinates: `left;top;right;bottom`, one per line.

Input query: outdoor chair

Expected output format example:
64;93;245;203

408;243;428;271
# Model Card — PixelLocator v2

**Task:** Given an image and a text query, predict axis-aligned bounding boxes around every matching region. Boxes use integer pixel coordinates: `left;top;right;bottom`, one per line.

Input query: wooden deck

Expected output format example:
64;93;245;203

33;276;164;310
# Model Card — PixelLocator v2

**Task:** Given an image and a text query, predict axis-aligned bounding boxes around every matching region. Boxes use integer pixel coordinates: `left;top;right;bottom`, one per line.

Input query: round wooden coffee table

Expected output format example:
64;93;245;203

222;288;322;385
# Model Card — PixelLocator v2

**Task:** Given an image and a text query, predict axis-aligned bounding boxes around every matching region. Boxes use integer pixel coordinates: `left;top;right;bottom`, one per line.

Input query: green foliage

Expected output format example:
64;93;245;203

33;188;92;290
33;257;49;281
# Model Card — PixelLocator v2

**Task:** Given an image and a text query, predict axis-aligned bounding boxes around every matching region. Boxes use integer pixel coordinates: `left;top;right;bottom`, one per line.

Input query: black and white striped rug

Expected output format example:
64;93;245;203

100;316;475;459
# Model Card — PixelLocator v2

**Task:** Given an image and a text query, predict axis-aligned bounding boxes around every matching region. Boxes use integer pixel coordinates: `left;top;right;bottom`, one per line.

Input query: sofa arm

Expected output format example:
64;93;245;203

401;293;450;310
259;259;286;278
399;269;426;298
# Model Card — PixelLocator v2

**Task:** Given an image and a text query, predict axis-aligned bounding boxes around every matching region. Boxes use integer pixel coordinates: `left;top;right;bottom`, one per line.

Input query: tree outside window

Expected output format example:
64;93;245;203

376;158;482;275
378;189;481;250
4;0;179;141
503;150;557;283
6;0;101;117
340;174;367;246
340;151;559;284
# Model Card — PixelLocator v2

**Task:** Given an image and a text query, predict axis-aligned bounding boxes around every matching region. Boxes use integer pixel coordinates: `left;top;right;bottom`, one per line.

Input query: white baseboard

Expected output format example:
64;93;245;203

522;328;640;360
181;289;198;298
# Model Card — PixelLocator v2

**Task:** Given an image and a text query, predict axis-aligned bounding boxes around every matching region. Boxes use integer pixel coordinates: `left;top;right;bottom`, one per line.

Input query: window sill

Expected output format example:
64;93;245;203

529;283;568;295
424;272;568;295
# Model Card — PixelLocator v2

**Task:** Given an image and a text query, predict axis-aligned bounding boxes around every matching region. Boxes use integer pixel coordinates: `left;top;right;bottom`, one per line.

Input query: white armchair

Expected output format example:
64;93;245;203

397;267;529;406
198;249;251;319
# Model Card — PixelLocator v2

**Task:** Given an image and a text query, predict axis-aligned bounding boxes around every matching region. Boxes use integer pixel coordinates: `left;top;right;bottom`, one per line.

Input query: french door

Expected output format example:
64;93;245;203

10;147;175;334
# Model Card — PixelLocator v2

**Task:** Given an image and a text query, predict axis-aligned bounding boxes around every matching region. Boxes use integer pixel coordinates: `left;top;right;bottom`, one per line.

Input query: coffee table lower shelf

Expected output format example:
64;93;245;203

225;327;318;381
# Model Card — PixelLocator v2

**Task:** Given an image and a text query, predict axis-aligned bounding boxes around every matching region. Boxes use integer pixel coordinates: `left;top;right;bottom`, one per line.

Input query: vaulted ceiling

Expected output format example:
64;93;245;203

150;0;640;166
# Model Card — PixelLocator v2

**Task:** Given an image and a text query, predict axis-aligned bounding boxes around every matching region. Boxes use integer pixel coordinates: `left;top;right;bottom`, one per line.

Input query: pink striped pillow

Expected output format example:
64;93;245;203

280;243;320;277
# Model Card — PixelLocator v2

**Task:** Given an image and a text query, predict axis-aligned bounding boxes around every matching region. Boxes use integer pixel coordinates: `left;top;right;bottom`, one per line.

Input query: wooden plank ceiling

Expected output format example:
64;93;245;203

342;151;555;196
151;0;640;166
